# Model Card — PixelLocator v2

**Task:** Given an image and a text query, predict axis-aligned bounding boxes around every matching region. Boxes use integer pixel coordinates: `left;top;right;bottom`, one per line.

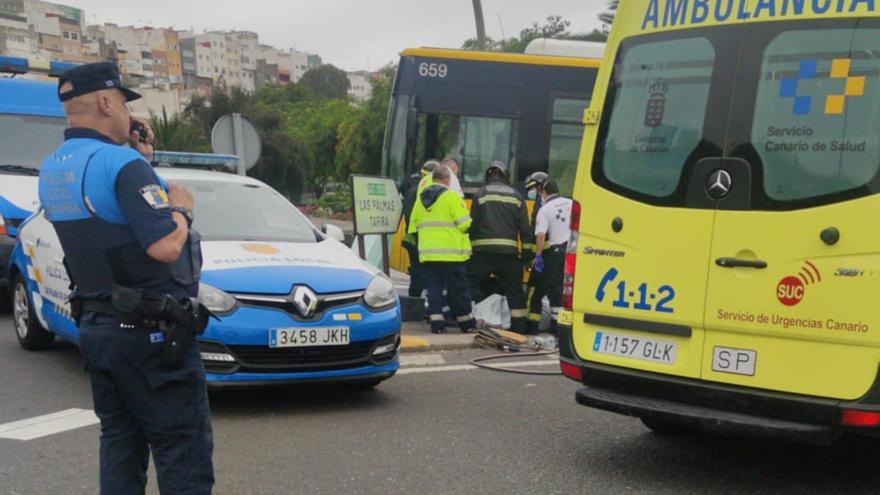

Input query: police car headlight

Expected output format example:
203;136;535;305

364;274;397;310
198;284;237;314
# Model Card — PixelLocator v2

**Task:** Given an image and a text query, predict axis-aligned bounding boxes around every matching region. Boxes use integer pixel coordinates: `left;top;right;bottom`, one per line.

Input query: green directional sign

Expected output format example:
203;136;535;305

351;175;403;235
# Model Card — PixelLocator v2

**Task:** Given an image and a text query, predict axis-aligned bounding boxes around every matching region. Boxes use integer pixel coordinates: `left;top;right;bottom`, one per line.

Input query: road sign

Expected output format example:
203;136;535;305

351;175;403;236
211;113;261;175
351;175;403;276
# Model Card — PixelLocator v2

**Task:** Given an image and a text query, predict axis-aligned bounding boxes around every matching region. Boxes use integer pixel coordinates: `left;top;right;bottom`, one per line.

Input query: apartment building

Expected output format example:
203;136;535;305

347;71;373;102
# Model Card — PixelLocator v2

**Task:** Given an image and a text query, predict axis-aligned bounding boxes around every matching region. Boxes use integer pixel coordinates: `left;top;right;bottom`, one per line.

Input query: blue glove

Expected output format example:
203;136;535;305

533;254;544;273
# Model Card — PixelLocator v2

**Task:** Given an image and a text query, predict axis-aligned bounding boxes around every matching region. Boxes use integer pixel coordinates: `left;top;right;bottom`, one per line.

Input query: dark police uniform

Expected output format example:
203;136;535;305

39;63;213;495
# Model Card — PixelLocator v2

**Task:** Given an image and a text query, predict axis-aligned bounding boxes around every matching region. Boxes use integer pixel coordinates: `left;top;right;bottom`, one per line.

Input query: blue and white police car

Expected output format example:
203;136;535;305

9;156;402;388
0;57;70;296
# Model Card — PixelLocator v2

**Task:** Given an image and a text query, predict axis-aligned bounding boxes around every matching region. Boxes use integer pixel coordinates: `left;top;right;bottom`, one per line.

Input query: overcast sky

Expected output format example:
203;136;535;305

64;0;607;71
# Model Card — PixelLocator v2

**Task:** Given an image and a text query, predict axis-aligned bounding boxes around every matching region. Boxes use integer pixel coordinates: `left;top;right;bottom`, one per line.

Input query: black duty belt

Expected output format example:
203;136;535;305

81;298;174;318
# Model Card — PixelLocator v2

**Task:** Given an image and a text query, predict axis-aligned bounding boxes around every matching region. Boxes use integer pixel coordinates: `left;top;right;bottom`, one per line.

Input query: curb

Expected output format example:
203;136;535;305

400;334;478;353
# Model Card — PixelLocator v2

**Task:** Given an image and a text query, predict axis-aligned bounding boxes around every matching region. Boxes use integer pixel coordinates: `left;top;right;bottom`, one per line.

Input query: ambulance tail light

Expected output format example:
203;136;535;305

562;200;581;311
0;212;7;236
841;409;880;427
560;361;583;382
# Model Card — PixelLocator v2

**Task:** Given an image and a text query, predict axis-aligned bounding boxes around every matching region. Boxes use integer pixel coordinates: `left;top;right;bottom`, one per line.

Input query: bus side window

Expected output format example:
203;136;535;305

548;97;589;196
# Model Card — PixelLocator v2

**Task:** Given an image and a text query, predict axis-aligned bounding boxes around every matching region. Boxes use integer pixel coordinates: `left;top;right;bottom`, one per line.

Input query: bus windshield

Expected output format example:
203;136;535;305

0;115;66;172
380;50;599;195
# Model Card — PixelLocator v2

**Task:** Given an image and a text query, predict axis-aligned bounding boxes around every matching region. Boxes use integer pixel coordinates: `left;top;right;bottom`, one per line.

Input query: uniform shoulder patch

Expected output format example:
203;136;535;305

139;184;170;210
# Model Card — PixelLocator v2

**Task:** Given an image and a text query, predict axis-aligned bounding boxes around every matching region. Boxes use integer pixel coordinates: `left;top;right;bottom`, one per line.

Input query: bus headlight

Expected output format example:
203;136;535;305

364;274;397;310
198;284;238;314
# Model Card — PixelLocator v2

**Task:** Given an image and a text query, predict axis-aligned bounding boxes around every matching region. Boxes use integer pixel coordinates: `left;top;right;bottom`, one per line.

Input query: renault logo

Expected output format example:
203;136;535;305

706;169;733;199
291;286;318;318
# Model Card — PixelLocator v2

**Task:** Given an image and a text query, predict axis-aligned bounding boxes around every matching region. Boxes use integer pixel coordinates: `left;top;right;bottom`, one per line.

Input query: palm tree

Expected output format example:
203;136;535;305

598;0;620;27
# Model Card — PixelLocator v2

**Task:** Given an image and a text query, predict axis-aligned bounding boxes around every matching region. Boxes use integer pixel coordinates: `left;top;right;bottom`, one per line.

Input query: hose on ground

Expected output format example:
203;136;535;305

470;350;562;376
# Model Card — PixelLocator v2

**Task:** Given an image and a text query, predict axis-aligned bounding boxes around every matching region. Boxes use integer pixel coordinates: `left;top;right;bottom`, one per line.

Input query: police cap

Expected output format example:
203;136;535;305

58;62;142;103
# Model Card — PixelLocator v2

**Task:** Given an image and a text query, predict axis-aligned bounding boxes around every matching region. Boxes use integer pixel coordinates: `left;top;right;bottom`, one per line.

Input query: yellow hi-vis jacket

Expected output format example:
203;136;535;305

408;183;472;263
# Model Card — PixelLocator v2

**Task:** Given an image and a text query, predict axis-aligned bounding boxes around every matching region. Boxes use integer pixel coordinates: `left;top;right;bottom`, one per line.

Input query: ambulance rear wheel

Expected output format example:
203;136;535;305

12;275;53;351
640;416;695;436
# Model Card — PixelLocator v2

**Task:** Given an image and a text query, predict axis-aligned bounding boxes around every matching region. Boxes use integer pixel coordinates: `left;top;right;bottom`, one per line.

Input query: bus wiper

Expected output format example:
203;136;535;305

0;164;39;176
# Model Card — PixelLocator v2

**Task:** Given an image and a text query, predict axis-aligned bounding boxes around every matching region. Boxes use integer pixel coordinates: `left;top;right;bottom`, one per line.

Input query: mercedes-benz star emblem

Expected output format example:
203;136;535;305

706;169;733;199
291;286;318;318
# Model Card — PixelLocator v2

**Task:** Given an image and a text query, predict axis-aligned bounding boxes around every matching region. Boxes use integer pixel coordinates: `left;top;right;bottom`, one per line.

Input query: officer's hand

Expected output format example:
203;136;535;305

168;182;194;210
129;116;155;162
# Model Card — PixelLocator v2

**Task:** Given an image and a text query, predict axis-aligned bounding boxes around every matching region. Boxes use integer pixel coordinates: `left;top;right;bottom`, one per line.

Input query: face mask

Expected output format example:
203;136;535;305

527;189;537;201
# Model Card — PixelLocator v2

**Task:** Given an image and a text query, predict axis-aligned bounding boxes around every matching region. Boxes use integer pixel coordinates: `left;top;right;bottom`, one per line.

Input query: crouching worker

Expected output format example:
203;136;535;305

408;164;477;334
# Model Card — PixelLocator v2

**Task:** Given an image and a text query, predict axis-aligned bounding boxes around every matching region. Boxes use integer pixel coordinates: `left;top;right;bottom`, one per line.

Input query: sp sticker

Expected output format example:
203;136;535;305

139;184;170;210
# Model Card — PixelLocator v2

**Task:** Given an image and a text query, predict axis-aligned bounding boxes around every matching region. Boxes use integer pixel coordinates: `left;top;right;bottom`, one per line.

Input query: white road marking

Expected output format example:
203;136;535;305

0;408;99;441
398;359;559;375
399;353;446;367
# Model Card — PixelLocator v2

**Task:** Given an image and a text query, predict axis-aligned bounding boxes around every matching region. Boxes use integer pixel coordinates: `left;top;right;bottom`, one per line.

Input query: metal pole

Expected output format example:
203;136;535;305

232;112;246;176
381;235;391;276
471;0;487;50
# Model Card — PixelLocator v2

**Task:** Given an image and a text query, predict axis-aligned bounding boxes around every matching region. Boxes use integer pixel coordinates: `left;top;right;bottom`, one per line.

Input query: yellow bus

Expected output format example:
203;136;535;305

381;41;603;272
560;0;880;443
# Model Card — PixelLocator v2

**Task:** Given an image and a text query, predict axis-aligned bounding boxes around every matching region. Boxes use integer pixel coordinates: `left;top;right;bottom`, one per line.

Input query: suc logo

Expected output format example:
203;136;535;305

776;261;822;307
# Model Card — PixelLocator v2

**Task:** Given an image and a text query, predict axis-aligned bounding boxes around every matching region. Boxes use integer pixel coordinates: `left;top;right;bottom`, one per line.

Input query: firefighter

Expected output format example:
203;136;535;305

524;171;550;333
532;179;573;336
407;164;477;334
468;160;532;334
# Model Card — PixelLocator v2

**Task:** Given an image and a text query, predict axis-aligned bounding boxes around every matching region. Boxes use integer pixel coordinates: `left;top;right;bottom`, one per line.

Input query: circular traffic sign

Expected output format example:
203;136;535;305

211;114;262;171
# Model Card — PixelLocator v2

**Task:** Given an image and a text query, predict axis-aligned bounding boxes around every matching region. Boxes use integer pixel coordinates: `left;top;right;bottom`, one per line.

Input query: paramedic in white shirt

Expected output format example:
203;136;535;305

532;179;573;336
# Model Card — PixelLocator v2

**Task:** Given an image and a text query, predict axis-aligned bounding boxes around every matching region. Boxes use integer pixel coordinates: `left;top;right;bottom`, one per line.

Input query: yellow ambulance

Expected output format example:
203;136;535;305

559;0;880;443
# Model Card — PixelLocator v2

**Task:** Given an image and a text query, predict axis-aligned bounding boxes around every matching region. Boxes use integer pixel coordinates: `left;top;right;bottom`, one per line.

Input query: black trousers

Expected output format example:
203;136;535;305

467;251;528;332
543;244;566;331
403;242;425;298
78;312;214;495
422;262;476;332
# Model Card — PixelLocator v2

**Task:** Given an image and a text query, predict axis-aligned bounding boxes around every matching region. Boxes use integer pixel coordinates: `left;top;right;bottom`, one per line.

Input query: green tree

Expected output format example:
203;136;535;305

335;66;394;179
299;65;351;100
283;98;356;198
149;107;209;152
599;0;620;27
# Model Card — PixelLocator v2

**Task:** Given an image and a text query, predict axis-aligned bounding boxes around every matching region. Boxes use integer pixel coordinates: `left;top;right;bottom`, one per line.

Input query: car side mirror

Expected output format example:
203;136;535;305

322;224;346;243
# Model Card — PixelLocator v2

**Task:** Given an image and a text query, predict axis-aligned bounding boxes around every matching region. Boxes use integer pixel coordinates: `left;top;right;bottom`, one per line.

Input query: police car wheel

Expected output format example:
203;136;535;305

12;275;53;351
640;416;695;436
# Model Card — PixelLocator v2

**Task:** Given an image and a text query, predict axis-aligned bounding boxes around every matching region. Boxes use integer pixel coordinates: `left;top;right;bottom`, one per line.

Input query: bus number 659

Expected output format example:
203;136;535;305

418;63;448;78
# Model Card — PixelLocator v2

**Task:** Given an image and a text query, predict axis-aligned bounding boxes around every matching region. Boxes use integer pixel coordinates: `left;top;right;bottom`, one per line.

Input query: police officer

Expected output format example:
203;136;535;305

407;164;477;334
532;179;573;336
468;160;533;333
38;62;213;494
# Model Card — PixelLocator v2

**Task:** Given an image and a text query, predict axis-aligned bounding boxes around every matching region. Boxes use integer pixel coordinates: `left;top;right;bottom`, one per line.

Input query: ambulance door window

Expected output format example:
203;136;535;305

751;27;880;205
597;37;716;199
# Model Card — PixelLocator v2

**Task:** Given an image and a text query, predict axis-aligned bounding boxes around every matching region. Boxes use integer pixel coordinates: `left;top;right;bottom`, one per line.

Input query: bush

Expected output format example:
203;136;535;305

317;190;353;214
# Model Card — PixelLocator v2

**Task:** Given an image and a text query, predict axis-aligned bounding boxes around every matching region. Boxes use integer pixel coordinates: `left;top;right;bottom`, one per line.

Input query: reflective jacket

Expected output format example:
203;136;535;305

408;184;472;263
470;180;534;256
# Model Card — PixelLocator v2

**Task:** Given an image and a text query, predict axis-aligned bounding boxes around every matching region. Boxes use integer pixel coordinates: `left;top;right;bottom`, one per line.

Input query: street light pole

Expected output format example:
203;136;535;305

471;0;487;50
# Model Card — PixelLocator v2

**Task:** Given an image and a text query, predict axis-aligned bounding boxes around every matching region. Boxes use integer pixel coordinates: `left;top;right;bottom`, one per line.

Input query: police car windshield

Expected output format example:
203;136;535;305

179;179;318;243
0;115;66;172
